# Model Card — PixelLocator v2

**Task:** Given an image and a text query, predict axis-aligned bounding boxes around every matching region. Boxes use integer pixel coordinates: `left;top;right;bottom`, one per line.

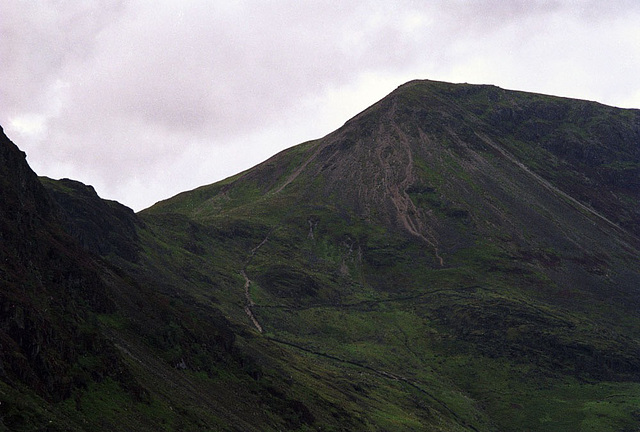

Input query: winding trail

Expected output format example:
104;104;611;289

239;228;276;333
235;224;479;428
241;270;263;333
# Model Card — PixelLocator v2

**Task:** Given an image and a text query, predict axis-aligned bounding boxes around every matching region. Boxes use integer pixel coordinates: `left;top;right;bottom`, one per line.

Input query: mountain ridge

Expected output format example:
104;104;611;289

153;80;639;222
149;80;640;271
142;80;640;415
2;79;640;431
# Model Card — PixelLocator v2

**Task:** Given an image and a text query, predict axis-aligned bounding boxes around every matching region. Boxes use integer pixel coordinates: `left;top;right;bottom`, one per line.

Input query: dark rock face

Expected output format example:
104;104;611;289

0;126;58;232
0;128;267;431
41;177;142;262
0;127;125;402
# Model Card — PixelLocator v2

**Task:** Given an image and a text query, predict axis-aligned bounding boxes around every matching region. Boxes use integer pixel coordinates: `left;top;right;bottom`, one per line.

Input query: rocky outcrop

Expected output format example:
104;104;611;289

0;126;134;403
42;177;143;263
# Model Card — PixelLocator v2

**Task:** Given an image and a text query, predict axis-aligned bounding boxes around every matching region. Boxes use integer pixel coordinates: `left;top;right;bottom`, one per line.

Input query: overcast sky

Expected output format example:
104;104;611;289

2;1;639;211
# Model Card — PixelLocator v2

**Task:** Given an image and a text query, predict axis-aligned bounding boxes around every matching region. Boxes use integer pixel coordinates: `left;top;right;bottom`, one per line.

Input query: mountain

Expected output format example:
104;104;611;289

2;79;640;431
0;125;147;429
0;127;325;431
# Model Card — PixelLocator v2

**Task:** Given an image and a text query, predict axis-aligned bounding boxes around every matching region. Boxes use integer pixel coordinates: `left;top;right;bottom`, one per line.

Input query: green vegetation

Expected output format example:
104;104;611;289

3;79;639;430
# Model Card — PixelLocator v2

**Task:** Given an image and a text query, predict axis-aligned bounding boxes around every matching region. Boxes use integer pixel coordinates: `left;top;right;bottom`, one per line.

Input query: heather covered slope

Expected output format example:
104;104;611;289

0;126;147;430
150;80;640;339
144;80;640;430
2;79;640;431
1;129;365;430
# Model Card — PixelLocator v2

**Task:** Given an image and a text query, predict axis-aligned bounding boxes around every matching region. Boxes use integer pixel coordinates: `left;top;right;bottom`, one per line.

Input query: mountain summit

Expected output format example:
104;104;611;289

3;80;640;431
154;79;639;272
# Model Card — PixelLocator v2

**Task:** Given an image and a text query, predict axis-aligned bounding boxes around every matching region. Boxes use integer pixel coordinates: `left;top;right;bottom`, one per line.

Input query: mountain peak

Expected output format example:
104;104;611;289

3;79;640;430
136;80;640;430
151;80;640;266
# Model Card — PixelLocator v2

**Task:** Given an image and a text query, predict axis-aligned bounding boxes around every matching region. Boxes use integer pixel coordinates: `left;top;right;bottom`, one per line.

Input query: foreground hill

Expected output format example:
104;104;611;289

0;130;340;430
2;79;639;431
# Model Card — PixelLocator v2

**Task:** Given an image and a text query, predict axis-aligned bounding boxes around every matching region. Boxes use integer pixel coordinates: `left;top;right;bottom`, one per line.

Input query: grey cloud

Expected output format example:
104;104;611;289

1;1;125;110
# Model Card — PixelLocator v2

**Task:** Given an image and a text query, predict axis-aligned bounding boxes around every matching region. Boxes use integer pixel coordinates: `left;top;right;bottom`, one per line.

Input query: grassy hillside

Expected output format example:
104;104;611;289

137;80;640;431
3;79;639;430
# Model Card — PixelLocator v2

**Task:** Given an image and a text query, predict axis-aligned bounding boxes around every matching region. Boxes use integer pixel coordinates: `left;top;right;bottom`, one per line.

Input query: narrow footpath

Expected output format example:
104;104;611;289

241;269;263;333
239;228;275;333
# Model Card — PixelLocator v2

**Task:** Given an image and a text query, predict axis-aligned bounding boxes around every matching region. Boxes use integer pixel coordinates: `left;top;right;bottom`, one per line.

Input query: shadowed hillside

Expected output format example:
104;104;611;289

2;79;640;431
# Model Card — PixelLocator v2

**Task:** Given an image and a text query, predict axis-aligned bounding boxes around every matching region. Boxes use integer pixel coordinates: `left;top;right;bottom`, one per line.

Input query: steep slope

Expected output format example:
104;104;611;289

144;80;640;431
0;127;350;431
0;126;149;430
3;78;639;431
40;177;142;264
